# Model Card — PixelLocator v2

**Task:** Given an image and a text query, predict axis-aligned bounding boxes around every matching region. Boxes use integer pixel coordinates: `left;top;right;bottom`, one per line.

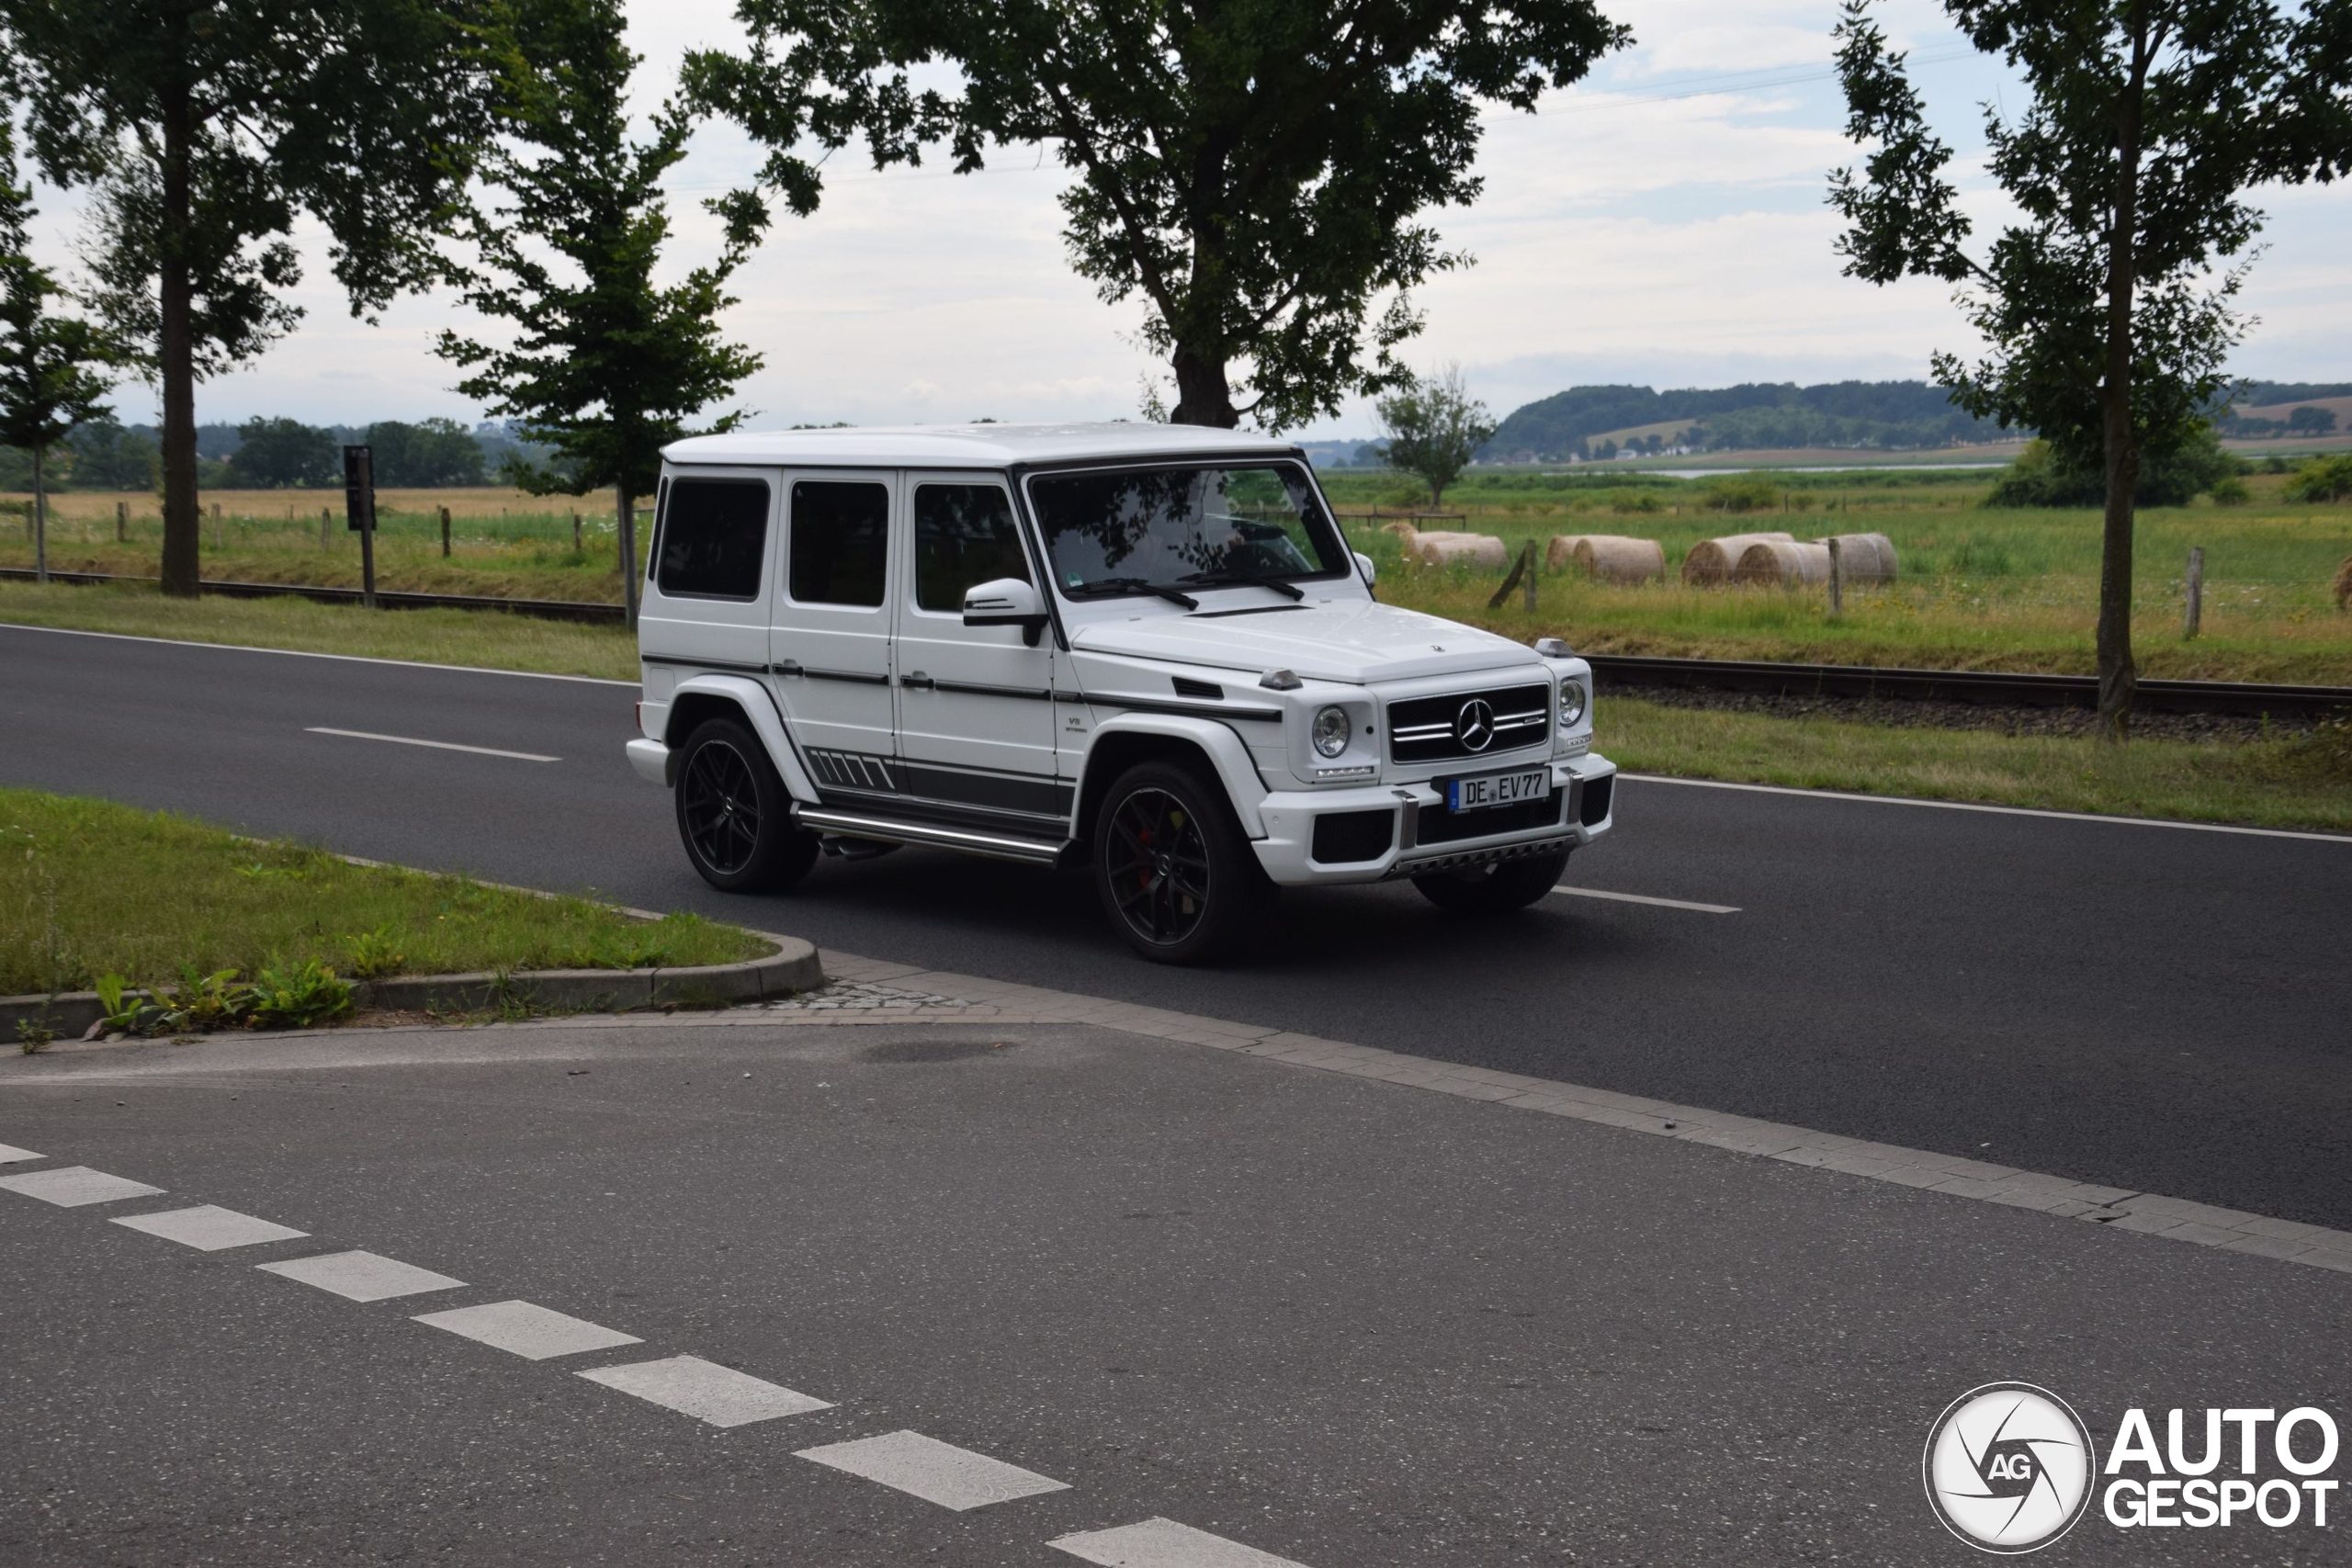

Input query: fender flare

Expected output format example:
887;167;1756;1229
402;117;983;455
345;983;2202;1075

1078;712;1271;838
666;673;820;805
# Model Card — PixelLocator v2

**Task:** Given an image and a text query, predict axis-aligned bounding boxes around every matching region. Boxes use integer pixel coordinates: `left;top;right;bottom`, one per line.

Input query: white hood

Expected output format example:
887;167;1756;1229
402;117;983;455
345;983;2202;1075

1069;599;1543;684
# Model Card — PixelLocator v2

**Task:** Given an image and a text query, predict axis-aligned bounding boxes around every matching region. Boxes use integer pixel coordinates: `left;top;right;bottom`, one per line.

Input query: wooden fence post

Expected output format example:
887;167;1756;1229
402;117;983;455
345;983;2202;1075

440;505;452;558
116;501;128;542
1827;536;1844;619
2184;546;2203;638
1487;540;1534;611
321;508;331;549
572;509;582;553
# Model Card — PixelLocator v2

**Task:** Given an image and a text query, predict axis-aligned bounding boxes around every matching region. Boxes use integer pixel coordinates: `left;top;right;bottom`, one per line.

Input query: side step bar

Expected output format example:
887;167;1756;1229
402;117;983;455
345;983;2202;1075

792;807;1068;866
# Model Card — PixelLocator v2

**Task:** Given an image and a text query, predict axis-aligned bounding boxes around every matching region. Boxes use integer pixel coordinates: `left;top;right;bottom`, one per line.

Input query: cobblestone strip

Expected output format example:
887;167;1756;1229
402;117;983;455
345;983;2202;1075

813;953;2352;1277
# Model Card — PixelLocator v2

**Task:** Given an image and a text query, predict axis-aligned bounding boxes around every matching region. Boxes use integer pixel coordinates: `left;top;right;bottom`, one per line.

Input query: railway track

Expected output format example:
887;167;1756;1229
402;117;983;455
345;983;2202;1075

9;566;2349;720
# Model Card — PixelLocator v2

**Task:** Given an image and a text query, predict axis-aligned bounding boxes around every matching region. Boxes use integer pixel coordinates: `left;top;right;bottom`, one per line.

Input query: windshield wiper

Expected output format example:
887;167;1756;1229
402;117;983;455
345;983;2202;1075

1179;567;1306;602
1069;576;1200;610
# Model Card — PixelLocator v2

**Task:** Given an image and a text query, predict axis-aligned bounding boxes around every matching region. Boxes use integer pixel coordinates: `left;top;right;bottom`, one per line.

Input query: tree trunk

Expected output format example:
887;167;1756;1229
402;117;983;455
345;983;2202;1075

1170;347;1238;428
616;486;639;631
2095;18;2150;743
31;444;47;583
157;73;201;598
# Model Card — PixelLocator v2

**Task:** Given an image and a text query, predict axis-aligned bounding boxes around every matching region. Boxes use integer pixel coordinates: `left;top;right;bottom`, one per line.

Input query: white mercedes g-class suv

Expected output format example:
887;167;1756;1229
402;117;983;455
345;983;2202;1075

625;423;1616;963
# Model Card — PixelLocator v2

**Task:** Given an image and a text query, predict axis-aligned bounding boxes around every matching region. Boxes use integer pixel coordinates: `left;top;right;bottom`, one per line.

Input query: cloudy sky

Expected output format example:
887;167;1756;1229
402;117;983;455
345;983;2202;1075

24;0;2349;438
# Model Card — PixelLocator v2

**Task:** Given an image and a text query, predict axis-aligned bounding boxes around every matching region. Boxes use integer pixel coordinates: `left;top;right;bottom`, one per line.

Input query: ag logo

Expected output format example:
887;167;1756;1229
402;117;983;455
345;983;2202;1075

1923;1382;2097;1553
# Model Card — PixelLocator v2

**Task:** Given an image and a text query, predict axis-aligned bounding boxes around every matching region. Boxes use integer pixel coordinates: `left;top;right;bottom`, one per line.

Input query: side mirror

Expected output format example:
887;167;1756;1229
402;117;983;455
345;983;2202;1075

1353;550;1377;587
964;577;1049;646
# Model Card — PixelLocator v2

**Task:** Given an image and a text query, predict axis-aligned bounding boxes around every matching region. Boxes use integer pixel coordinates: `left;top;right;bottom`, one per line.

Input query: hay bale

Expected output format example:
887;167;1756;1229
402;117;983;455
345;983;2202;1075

1546;533;1664;581
1812;531;1899;584
1410;532;1510;569
1574;536;1667;583
1733;539;1832;588
1381;520;1422;547
1681;531;1795;585
2335;554;2352;611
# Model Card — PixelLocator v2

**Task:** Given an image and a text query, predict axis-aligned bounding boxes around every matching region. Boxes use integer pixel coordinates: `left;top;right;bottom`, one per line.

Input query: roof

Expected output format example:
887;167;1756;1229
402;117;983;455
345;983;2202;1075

662;422;1299;468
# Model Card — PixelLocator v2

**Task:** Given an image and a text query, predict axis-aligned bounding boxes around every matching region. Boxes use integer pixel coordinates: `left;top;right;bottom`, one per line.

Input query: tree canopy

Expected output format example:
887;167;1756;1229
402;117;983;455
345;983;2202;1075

440;0;770;625
1828;0;2351;737
0;121;119;579
1376;365;1495;507
0;0;493;592
688;0;1629;430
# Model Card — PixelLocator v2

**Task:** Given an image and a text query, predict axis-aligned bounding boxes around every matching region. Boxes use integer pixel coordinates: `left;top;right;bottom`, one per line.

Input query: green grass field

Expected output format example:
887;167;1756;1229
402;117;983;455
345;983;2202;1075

0;785;766;998
1320;468;2352;684
11;469;2344;681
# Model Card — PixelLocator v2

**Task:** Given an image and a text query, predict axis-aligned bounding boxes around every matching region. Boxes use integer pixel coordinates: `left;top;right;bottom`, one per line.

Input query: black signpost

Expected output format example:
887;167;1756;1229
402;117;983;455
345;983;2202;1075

343;445;378;609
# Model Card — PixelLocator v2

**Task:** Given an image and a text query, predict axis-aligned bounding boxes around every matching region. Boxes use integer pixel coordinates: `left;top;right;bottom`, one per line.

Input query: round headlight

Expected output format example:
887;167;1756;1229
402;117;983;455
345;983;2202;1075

1311;705;1351;758
1558;679;1588;728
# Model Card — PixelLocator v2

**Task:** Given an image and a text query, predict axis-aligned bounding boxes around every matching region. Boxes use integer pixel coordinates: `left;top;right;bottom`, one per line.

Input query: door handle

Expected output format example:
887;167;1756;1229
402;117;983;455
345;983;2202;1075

773;659;803;677
901;671;934;689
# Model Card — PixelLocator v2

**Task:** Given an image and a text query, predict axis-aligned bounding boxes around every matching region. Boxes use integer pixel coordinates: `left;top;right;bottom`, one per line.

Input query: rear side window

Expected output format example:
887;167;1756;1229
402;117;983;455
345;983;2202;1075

914;484;1029;611
790;481;888;606
655;479;770;600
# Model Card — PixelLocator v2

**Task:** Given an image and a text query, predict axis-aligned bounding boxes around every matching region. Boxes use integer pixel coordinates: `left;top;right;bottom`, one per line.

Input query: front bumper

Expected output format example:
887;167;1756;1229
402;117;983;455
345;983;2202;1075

1250;753;1617;886
626;738;671;786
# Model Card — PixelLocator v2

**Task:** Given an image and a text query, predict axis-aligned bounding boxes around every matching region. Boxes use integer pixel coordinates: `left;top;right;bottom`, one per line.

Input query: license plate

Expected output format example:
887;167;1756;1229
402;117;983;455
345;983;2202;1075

1445;768;1549;812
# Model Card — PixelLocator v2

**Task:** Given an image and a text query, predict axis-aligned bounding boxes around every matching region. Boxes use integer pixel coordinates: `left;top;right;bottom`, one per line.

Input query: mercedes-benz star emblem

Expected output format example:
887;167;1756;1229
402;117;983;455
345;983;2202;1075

1455;699;1497;752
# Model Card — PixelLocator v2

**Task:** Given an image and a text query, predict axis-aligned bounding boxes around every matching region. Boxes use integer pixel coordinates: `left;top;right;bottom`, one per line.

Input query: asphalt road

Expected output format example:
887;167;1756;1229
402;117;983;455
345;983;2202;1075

5;624;2349;1230
4;1016;2345;1566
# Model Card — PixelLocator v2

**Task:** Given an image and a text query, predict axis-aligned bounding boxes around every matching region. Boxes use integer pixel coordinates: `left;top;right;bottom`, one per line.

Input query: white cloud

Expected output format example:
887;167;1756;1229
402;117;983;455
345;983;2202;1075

25;0;2346;437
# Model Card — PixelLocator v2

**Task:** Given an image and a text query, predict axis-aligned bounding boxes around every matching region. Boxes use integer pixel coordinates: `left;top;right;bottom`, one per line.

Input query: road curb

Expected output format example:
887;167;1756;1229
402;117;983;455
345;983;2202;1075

0;931;823;1042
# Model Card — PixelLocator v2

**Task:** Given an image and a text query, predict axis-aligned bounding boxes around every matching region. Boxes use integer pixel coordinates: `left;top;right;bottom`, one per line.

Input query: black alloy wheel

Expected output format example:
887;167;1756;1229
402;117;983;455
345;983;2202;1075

1411;845;1572;914
1092;761;1267;964
673;716;819;892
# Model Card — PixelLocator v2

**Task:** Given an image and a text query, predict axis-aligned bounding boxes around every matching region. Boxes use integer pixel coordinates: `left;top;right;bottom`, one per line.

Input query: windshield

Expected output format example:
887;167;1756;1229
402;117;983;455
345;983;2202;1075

1026;462;1348;599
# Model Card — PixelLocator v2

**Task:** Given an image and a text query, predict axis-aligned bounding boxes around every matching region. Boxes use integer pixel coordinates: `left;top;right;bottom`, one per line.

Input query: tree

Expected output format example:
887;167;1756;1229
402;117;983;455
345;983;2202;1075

64;418;160;491
439;0;770;629
223;416;337;489
2289;404;2338;434
1375;364;1495;508
0;0;492;595
1828;0;2352;739
687;0;1629;431
0;123;118;582
368;417;488;487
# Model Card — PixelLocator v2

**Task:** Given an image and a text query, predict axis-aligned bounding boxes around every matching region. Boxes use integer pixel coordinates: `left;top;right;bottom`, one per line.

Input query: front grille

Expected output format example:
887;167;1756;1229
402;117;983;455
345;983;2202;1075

1311;808;1396;863
1415;787;1566;844
1387;683;1551;763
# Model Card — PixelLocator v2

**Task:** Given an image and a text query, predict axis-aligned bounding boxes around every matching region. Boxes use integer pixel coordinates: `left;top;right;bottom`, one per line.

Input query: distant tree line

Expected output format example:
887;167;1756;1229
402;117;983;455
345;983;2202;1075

0;415;553;491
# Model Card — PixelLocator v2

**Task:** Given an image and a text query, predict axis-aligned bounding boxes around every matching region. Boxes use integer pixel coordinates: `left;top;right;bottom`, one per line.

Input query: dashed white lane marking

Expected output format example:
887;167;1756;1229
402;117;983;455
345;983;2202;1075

304;727;560;762
579;1354;832;1427
413;1299;642;1359
0;1166;165;1207
1050;1517;1312;1567
111;1204;307;1250
255;1249;466;1302
0;1142;44;1163
1623;772;2352;844
795;1429;1072;1511
1551;884;1740;914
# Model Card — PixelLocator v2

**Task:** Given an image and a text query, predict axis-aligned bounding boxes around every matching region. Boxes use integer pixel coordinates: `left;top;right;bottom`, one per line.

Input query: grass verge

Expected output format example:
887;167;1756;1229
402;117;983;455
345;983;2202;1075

0;579;638;680
0;787;768;998
1600;699;2352;833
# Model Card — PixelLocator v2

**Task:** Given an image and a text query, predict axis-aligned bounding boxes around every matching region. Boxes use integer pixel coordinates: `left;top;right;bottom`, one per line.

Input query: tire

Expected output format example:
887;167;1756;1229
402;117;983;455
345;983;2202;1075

673;716;819;893
1091;759;1269;964
1412;847;1572;915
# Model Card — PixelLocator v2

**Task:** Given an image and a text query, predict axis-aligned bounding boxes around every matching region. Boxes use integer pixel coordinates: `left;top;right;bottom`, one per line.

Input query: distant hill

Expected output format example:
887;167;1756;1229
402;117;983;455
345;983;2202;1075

1481;381;2012;461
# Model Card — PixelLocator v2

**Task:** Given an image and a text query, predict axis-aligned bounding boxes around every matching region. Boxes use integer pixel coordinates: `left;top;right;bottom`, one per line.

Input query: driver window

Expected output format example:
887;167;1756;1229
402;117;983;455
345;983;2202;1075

914;484;1030;612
